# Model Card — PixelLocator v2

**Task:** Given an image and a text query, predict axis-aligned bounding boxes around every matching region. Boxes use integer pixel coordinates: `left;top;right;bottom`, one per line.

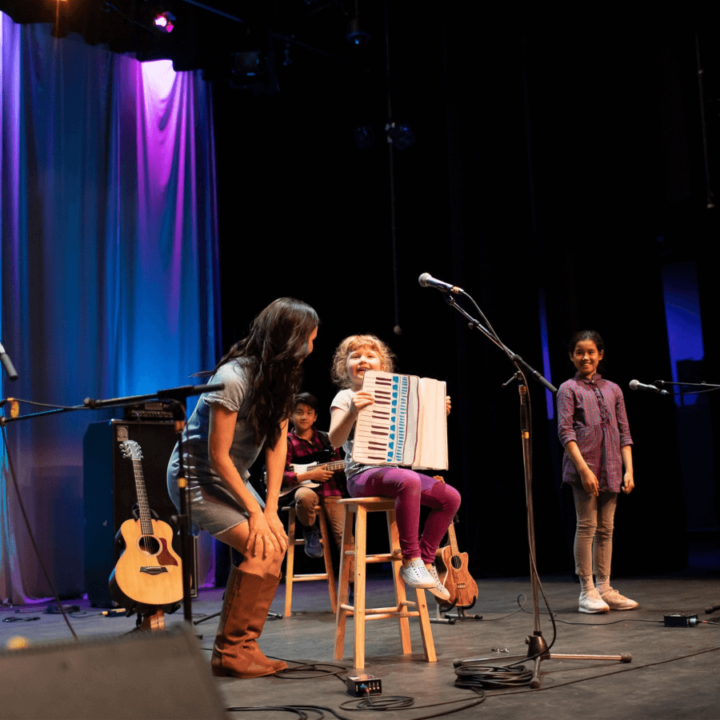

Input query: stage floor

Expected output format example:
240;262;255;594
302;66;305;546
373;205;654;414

2;573;719;719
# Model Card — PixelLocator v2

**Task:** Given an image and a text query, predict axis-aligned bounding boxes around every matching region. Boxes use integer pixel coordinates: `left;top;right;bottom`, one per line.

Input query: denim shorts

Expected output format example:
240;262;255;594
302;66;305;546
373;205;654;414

168;478;249;537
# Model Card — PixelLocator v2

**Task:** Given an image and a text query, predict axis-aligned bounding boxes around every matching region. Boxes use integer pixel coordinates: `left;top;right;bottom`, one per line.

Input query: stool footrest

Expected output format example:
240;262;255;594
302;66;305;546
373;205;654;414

340;608;422;621
343;552;397;563
340;604;413;614
293;574;330;582
366;611;420;621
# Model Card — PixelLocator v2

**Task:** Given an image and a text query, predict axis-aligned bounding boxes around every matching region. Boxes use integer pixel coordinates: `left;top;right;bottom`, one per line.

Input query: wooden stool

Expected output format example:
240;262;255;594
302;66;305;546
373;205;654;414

283;505;337;616
334;497;436;669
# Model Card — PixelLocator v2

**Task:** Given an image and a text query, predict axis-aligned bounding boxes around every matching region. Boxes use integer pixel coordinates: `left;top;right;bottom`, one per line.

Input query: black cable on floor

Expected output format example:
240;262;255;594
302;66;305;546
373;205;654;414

486;643;720;696
275;661;350;681
454;661;534;690
340;691;486;718
221;655;486;720
473;593;528;621
228;695;486;720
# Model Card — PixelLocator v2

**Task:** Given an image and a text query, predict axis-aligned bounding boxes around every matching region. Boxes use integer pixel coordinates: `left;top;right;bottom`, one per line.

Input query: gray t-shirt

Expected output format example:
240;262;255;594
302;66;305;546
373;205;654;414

167;359;264;505
330;388;376;481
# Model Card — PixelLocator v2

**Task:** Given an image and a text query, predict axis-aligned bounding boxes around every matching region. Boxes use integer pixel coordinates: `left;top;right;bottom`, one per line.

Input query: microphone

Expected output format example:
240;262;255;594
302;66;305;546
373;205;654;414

0;342;18;381
629;379;670;396
418;273;464;295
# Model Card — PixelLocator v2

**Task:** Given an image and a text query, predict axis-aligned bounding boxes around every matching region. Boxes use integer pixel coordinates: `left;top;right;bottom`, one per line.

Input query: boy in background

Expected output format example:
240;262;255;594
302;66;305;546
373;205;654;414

283;392;347;557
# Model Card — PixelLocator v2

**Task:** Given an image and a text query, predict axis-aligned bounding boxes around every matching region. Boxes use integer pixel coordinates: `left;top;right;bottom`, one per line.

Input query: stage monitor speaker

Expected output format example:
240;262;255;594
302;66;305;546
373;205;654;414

83;420;197;607
0;624;226;720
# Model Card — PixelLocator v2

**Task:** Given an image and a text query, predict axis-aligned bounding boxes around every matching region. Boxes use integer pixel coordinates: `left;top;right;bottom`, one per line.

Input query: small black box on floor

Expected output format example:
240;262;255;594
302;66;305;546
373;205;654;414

664;614;699;627
346;674;382;696
0;624;226;719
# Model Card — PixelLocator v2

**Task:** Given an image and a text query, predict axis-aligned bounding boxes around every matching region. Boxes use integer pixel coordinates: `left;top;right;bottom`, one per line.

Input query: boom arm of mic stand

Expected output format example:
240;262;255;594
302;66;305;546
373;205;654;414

511;355;557;394
443;296;557;393
84;383;225;408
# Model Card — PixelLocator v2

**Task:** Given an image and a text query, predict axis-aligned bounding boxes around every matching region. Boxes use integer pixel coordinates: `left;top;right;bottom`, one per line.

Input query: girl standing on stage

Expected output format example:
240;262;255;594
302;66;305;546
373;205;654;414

329;334;460;600
556;330;638;614
167;298;319;678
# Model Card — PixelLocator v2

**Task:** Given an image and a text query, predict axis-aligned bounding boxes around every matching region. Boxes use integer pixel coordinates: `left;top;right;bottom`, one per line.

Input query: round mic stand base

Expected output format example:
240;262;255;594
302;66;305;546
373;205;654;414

525;630;632;688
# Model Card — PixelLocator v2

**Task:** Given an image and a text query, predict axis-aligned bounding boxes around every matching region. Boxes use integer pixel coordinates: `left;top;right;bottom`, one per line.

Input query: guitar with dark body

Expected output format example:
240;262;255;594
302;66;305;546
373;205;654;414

109;440;183;614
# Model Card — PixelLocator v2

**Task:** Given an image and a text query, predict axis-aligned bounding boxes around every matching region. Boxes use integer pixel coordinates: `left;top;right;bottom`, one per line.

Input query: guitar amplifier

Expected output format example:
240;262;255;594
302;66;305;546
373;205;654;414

83;420;198;607
0;625;226;719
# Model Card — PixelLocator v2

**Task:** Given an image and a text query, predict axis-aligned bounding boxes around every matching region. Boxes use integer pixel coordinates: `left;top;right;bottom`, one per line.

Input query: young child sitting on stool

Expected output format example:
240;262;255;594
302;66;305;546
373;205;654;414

283;392;347;558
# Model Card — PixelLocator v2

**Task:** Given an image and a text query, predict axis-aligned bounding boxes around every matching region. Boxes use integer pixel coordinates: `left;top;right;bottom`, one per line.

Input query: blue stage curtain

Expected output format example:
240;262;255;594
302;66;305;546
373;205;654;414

0;14;220;602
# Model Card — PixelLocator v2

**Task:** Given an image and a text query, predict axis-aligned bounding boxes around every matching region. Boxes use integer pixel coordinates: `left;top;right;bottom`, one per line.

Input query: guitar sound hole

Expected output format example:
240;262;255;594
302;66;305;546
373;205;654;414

139;536;161;555
451;556;462;570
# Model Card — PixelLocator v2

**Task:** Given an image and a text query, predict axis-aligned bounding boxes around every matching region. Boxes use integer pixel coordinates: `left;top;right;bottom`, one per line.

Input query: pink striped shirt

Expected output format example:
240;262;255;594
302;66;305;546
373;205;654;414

557;373;633;493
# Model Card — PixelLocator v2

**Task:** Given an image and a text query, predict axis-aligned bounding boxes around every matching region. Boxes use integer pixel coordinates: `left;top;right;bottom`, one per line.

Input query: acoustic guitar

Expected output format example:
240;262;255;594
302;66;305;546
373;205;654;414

109;440;183;610
433;477;478;611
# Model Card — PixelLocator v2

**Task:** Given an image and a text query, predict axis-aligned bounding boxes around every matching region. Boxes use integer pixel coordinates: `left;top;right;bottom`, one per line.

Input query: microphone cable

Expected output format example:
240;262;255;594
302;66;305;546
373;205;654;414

1;425;79;640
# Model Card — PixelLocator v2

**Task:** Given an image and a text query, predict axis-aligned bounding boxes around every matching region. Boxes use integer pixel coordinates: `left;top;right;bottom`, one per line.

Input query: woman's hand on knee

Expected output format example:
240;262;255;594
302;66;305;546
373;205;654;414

265;511;288;553
247;510;280;558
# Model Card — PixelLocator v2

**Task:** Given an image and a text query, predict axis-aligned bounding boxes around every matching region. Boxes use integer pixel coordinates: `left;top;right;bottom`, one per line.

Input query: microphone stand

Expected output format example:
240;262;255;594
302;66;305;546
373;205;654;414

441;294;631;687
654;379;720;395
2;383;222;626
656;379;720;615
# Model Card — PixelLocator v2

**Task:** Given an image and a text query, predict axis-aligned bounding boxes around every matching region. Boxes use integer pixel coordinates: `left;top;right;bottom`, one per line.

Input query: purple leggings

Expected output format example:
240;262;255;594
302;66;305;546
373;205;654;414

348;467;462;564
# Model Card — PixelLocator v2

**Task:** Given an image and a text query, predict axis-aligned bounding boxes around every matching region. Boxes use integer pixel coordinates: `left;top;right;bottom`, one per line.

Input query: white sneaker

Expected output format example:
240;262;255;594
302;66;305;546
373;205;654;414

579;588;610;614
425;565;451;601
600;587;639;611
399;559;435;589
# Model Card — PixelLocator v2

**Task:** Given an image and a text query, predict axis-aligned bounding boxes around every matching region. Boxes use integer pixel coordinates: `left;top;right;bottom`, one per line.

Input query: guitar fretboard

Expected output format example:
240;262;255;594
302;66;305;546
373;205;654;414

131;457;154;537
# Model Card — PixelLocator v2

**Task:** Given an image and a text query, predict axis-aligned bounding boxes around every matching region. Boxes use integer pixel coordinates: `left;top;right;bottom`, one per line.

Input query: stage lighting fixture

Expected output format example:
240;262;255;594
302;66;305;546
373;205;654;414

154;11;176;33
385;122;416;150
345;15;370;46
232;51;263;77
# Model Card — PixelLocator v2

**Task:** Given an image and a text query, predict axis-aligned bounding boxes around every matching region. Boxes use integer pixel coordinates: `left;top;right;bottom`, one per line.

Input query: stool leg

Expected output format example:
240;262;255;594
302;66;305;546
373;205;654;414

387;510;412;655
317;509;337;614
334;506;354;661
353;504;368;670
284;508;297;617
414;588;437;663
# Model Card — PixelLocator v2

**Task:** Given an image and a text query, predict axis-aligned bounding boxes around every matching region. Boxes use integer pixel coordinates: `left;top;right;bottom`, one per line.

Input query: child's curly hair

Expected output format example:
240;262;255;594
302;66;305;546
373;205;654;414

331;335;396;388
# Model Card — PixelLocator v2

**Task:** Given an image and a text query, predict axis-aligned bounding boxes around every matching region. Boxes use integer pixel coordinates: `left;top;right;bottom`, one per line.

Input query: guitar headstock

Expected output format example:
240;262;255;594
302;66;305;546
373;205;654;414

119;440;143;461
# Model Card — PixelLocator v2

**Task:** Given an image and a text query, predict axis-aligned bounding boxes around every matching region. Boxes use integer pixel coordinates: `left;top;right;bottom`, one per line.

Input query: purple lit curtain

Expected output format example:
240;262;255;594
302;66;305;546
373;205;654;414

0;13;220;602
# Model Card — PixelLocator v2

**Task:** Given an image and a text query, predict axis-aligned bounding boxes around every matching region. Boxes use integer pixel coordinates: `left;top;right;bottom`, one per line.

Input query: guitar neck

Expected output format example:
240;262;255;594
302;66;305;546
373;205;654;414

290;460;345;474
131;458;154;536
434;476;460;554
446;519;460;556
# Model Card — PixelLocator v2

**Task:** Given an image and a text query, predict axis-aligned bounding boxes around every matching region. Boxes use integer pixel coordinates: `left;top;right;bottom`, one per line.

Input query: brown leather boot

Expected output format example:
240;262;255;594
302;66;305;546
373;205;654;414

211;568;277;678
245;572;287;673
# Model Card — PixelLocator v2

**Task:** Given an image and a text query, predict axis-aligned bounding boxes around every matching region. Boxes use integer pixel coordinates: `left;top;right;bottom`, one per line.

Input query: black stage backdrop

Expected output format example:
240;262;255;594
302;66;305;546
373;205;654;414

210;9;720;578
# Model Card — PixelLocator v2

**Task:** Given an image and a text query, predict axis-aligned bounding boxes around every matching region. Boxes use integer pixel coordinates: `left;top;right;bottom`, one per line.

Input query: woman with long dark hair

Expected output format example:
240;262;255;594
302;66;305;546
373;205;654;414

167;298;319;678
